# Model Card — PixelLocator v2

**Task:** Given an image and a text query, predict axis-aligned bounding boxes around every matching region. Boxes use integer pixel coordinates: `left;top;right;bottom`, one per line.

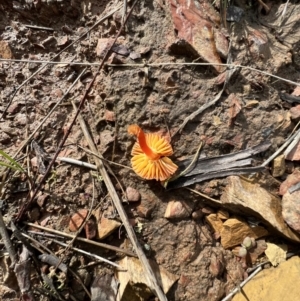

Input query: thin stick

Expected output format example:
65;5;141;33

1;59;299;87
0;3;123;120
185;187;221;203
221;266;262;301
21;232;91;298
72;98;168;300
25;222;137;257
24;24;54;31
261;127;300;167
52;239;125;270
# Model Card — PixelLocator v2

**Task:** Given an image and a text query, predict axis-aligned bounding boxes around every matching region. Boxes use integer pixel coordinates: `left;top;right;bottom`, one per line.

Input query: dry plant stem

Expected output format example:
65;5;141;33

262;127;300;167
0;212;17;264
21;232;91;299
73;106;168;301
24;24;54;31
1;60;300;87
76;145;132;170
0;4;123;121
25;222;137;257
52;239;125;270
221;266;262;301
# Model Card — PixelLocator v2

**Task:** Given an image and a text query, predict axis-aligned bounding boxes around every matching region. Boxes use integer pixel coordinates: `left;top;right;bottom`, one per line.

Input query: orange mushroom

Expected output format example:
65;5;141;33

128;124;178;181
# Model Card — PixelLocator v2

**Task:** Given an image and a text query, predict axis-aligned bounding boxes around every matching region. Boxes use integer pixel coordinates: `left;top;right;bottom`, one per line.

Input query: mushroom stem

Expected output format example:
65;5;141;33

128;125;160;160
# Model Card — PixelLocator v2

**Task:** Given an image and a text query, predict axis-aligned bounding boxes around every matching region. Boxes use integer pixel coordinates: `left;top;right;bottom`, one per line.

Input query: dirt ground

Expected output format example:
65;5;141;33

1;0;300;300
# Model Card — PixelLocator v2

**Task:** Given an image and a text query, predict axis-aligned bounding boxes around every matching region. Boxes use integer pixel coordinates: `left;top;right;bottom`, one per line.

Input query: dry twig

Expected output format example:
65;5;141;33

25;222;136;257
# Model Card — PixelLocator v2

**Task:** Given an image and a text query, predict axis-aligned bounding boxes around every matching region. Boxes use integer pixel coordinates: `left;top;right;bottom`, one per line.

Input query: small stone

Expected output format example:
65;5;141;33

220;217;268;249
0;40;14;59
139;46;151;55
192;208;204;220
129;51;141;60
104;110;115;122
272;155;285;177
290;105;300;119
205;214;223;234
279;169;300;195
164;200;192;219
6;102;20;114
69;209;88;232
126;187;141;202
50;88;63;98
57;36;69;47
95;38;113;57
282;191;300;233
97;217;121;239
136;198;156;218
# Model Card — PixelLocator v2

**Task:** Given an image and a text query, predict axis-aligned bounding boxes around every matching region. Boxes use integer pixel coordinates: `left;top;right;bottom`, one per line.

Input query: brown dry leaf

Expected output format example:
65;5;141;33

265;242;287;266
228;94;242;125
116;257;178;301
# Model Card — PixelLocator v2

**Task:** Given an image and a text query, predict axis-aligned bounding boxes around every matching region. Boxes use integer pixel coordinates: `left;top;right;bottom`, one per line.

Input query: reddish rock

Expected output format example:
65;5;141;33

126;187;141;202
290;105;300;119
95;38;113;57
279;169;300;195
69;209;88;232
84;219;97;239
104;110;115;122
282;191;300;233
164;200;192;219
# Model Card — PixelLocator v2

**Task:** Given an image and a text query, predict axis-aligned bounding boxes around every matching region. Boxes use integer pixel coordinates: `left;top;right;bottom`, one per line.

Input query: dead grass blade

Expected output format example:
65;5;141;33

72;99;168;301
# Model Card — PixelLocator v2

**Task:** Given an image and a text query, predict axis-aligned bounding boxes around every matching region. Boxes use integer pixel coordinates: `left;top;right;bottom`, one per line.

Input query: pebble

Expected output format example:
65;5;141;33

279;169;300;195
69;209;88;232
126;187;141;202
164;200;192;219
